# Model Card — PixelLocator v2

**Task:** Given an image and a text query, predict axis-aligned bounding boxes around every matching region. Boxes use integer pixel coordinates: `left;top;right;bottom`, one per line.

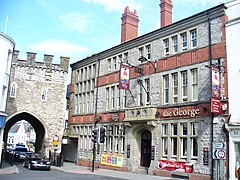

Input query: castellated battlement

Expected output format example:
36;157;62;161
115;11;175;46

12;50;70;73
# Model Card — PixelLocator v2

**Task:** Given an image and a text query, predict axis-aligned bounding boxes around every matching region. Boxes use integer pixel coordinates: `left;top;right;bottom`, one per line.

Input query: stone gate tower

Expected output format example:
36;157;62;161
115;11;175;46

4;50;69;155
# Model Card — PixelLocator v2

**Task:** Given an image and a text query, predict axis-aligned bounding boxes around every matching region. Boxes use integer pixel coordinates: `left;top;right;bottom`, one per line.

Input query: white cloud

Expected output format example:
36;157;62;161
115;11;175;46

58;12;89;32
27;39;89;59
174;0;227;7
82;0;141;12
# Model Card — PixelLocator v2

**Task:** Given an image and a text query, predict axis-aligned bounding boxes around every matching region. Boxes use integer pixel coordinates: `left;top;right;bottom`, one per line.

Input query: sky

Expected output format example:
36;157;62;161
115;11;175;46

0;0;230;69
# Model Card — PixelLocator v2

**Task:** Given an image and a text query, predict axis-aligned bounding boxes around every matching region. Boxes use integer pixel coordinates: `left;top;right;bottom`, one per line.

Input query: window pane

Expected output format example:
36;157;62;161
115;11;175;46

172;73;178;103
164;75;169;104
162;124;168;135
172;36;178;53
191;29;197;48
191;69;198;100
181;32;187;51
108;58;111;72
139;80;143;106
172;137;177;156
145;79;150;104
172;123;177;135
164;39;169;55
182;123;188;135
182;138;187;157
106;88;109;111
192;138;198;157
139;47;144;58
192;122;198;135
162;138;168;156
181;71;188;102
146;45;151;59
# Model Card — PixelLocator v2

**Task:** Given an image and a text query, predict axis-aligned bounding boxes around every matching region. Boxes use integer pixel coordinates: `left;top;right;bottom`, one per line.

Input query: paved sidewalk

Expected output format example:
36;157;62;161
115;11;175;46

52;162;178;180
0;160;18;175
0;160;179;179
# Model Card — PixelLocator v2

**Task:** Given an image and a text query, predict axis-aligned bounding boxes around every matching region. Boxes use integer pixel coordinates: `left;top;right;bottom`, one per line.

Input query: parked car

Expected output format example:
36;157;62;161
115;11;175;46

23;153;51;170
12;146;31;161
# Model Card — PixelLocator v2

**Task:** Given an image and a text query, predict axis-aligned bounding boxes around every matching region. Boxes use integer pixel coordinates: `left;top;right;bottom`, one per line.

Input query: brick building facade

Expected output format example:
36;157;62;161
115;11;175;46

67;1;230;179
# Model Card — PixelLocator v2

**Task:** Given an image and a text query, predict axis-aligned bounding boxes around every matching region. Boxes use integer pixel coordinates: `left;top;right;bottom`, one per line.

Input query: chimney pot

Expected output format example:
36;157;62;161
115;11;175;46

121;6;139;43
160;0;173;28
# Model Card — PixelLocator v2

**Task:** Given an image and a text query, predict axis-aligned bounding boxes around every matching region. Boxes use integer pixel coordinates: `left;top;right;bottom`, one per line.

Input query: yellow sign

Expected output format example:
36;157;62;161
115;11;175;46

101;154;123;167
53;140;59;146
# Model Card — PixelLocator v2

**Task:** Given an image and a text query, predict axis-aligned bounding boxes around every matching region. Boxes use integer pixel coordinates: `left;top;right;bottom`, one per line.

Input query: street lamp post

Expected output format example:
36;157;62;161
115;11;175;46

138;55;157;73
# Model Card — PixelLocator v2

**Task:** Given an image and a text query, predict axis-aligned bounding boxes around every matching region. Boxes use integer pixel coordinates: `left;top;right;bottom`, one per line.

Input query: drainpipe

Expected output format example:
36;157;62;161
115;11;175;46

207;10;214;180
92;55;101;172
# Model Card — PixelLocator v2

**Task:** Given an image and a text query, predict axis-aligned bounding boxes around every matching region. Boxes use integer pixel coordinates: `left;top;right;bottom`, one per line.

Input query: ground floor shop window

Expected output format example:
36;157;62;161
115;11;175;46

235;142;240;178
161;121;198;161
103;125;125;154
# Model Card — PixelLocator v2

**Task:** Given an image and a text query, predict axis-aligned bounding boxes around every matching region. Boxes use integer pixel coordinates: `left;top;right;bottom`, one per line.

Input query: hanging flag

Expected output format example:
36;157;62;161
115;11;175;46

211;66;220;98
119;64;130;90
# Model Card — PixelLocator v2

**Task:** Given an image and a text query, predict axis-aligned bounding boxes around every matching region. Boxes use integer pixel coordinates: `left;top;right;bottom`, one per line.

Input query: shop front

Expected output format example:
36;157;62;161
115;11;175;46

226;123;240;180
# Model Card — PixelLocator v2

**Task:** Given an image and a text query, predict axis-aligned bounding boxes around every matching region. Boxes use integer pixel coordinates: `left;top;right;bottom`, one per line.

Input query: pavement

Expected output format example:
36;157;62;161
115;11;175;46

0;160;178;180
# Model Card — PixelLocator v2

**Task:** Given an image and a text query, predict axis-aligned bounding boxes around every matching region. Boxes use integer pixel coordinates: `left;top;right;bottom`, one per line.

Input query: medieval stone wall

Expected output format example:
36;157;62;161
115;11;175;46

6;51;69;154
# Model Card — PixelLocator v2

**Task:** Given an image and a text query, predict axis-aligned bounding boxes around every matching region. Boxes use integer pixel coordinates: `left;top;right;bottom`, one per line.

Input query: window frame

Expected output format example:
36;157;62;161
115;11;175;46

108;58;112;73
146;45;151;60
190;29;197;48
163;75;169;104
172;35;178;54
41;86;48;101
181;71;188;102
10;82;17;98
106;87;110;111
191;68;198;101
164;38;170;56
145;78;151;105
181;32;188;51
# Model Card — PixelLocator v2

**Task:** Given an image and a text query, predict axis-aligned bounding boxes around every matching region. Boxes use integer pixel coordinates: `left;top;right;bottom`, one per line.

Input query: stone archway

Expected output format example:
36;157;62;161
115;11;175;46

3;112;47;153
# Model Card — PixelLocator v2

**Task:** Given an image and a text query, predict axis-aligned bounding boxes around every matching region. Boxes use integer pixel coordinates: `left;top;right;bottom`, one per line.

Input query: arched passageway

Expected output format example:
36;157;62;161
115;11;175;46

3;112;45;153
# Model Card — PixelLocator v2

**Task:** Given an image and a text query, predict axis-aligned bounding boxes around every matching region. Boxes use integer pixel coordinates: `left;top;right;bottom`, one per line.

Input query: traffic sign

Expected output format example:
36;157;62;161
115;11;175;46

213;142;226;149
53;135;59;141
214;149;226;159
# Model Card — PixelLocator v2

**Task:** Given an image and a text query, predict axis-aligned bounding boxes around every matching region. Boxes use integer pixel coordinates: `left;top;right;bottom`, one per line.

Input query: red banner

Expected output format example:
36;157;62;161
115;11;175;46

211;97;221;114
119;64;130;90
158;160;193;173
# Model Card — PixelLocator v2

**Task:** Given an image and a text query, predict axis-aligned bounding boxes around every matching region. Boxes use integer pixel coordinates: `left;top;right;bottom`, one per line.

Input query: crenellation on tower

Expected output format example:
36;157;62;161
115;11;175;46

12;50;19;63
43;54;54;67
60;56;70;73
12;50;69;73
27;52;36;66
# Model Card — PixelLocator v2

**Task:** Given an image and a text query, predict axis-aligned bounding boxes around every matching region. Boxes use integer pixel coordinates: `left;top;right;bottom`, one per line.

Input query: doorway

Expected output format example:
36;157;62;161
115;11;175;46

140;130;151;167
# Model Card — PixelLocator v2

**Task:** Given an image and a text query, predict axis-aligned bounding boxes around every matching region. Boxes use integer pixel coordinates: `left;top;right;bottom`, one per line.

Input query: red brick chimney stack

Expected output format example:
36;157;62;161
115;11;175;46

121;6;139;43
160;0;173;28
